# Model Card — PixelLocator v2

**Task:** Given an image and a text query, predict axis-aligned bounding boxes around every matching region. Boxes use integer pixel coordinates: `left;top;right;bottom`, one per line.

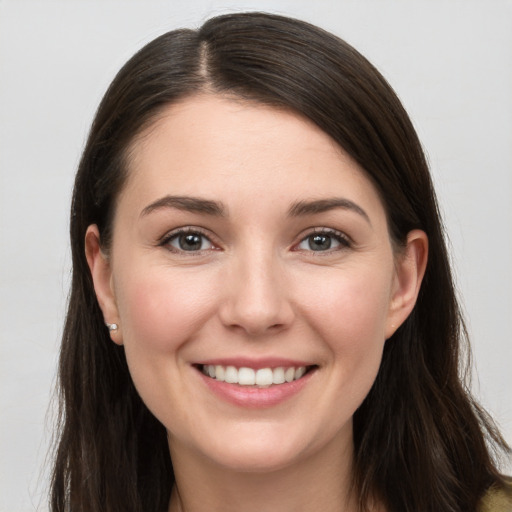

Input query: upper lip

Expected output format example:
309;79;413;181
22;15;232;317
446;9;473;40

194;357;315;370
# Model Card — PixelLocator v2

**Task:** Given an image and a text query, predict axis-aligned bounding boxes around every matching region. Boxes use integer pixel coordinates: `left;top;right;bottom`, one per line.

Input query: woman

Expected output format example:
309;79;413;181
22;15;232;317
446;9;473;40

50;12;511;512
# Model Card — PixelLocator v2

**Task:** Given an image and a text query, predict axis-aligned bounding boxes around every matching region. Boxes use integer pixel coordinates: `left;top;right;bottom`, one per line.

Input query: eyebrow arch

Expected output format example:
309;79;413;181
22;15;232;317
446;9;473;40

288;198;371;225
140;195;226;217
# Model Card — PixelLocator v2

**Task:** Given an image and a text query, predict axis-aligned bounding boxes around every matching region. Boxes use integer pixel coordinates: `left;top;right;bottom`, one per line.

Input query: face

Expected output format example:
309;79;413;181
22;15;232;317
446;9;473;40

88;95;425;474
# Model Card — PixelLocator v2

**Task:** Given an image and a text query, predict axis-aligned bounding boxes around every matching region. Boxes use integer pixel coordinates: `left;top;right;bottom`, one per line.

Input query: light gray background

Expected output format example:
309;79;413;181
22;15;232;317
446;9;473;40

1;1;511;510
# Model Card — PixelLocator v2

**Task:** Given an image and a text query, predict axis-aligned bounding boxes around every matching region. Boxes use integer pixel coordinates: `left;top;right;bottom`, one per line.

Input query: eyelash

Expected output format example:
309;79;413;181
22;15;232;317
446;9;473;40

158;227;352;255
159;227;218;255
293;228;352;254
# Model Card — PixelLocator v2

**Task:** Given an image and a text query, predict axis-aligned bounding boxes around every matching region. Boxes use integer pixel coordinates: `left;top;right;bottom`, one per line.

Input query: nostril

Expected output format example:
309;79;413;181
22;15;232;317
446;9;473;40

218;280;295;336
228;321;287;337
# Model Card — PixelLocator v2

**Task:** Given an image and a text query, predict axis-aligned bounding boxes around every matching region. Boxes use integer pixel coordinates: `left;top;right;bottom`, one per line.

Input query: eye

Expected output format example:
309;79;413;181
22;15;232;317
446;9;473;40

163;229;215;253
296;230;350;252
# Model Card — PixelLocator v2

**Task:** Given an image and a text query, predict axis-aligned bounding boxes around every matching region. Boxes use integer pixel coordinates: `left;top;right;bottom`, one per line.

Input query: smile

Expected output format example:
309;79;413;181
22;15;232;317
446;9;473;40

200;364;310;387
196;361;317;408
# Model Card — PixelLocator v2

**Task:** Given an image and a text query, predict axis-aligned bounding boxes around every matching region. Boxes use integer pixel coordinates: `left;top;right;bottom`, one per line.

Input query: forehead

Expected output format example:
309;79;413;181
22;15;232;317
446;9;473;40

119;94;386;221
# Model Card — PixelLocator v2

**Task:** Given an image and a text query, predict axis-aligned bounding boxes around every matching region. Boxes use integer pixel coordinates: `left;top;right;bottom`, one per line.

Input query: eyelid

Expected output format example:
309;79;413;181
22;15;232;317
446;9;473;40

158;226;221;253
292;227;353;252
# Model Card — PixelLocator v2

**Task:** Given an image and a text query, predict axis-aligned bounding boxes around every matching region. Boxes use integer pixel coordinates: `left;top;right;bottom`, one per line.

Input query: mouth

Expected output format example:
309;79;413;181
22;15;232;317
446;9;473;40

197;364;317;388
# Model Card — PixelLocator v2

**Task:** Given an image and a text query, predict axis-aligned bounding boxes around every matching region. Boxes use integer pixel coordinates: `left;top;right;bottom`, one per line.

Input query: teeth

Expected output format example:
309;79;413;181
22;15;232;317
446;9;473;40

272;367;285;384
238;367;255;385
215;365;225;382
255;368;273;387
295;366;306;379
284;367;295;383
224;366;238;384
201;364;309;386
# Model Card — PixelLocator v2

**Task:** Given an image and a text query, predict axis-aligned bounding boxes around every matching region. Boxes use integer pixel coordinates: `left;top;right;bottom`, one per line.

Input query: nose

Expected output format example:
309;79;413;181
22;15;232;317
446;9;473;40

218;249;295;337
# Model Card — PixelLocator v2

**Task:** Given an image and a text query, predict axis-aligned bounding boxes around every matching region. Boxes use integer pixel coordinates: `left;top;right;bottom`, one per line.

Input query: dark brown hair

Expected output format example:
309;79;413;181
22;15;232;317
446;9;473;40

51;11;510;512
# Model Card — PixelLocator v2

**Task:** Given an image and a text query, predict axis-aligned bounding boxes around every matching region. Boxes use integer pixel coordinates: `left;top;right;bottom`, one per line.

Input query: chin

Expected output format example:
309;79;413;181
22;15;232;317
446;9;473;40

185;422;325;474
208;444;303;474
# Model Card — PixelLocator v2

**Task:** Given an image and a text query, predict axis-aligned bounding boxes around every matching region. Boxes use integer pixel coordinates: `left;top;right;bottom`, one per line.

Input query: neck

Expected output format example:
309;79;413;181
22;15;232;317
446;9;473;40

167;432;361;512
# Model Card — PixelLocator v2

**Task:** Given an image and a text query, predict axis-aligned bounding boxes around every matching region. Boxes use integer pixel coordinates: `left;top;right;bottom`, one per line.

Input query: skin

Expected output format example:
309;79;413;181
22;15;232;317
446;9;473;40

86;95;428;512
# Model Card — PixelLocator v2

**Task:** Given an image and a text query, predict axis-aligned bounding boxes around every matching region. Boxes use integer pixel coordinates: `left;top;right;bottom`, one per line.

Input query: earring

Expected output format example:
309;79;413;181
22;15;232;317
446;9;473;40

106;322;118;332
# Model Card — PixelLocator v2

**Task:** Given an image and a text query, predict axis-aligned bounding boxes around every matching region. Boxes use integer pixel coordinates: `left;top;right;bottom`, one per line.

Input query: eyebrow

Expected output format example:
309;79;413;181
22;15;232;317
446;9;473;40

288;198;371;225
140;195;370;225
140;195;226;217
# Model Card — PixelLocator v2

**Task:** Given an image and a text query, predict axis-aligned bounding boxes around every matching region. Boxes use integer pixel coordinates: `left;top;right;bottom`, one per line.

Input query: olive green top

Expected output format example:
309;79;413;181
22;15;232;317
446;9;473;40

479;480;512;512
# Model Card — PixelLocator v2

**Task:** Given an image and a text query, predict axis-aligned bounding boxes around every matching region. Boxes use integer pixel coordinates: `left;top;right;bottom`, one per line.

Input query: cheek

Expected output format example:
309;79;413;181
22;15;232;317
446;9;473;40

304;267;391;338
112;267;219;423
297;264;393;384
114;267;217;353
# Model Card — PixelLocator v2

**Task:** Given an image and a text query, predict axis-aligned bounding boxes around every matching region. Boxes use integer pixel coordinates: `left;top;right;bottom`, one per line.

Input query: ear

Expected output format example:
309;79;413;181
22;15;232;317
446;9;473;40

85;224;123;345
385;229;428;339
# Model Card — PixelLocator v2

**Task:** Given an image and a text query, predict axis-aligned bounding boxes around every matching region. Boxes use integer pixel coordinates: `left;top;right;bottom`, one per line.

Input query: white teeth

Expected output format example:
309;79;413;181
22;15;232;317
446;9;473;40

255;368;273;386
215;365;225;382
284;367;295;383
295;367;306;379
224;366;238;384
238;367;255;385
201;364;309;386
272;367;285;384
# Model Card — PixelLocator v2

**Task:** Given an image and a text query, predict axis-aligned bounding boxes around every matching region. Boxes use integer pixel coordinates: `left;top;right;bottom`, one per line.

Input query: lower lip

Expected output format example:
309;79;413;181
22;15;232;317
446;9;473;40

197;368;315;408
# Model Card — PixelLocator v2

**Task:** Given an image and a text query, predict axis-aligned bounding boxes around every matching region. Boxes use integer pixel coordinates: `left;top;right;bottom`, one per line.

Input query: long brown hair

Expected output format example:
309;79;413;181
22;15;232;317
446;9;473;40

51;12;510;512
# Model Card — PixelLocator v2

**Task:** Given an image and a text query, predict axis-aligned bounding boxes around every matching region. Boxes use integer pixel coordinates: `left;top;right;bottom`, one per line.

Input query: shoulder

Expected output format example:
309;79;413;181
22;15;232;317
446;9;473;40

478;478;512;512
